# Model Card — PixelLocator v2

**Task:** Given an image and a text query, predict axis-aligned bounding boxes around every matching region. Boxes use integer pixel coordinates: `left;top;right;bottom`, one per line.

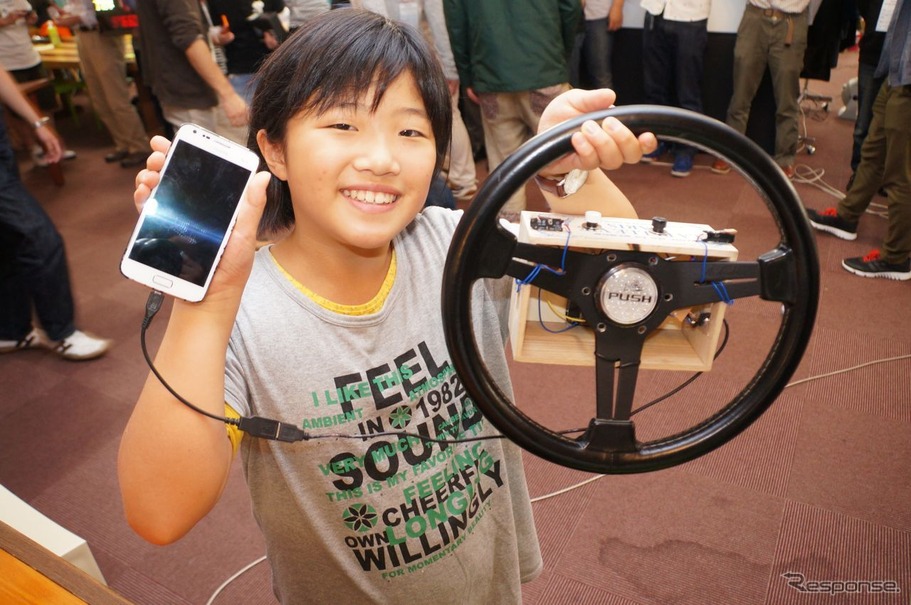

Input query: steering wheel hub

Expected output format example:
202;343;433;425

597;264;660;326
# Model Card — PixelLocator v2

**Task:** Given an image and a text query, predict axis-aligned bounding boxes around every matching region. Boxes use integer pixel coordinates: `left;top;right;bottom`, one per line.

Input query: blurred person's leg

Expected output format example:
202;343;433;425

670;19;708;175
583;17;612;89
0;115;75;342
480;84;569;214
479;91;532;214
766;10;808;168
874;85;910;264
726;8;769;136
446;87;477;202
76;31;150;162
850;62;885;174
838;83;890;223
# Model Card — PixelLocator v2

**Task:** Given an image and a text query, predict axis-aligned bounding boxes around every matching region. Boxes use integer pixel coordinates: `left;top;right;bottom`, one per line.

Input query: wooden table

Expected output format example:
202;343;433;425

34;38;135;70
0;521;131;605
34;41;80;70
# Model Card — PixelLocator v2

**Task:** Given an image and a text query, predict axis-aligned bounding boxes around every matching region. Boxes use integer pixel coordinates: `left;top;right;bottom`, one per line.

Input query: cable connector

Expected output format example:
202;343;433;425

143;290;165;329
238;415;310;443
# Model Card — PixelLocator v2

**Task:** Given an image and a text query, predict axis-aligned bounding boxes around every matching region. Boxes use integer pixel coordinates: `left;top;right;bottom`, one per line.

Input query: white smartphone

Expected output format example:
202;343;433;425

120;124;260;302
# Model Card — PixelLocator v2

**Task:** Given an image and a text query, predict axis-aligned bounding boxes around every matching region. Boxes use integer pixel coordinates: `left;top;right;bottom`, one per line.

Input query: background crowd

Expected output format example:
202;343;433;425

1;0;908;359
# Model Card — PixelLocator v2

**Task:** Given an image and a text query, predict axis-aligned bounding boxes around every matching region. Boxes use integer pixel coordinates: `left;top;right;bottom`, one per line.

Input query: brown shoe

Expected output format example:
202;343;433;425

105;150;128;163
120;152;148;168
711;158;731;174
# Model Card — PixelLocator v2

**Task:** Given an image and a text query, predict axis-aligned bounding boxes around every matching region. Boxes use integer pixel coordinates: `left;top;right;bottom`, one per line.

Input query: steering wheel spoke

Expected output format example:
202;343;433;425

594;333;644;422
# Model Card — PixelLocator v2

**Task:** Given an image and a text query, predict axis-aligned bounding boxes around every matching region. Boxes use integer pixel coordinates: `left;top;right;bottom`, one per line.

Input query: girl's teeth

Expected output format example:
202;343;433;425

343;190;396;204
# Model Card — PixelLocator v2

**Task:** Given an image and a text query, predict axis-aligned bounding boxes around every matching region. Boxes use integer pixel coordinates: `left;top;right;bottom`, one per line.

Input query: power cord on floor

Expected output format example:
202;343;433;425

791;164;846;200
206;555;267;605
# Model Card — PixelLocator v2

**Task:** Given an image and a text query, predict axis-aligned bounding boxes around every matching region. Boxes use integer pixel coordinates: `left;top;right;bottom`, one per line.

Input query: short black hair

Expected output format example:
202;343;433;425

249;9;452;237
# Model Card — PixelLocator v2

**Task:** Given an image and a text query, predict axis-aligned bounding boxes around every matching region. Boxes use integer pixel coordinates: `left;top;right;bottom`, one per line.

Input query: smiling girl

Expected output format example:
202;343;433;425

118;9;654;604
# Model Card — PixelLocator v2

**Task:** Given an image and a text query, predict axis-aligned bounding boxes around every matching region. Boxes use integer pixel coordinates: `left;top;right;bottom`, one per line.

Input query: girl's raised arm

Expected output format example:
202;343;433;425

118;144;271;544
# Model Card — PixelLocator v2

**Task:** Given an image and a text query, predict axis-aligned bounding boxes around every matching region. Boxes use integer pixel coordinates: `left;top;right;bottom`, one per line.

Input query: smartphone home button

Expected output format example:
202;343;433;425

152;275;174;288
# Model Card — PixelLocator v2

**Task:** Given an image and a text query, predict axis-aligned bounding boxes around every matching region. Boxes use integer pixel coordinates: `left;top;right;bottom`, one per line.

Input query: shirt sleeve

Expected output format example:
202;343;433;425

157;0;208;52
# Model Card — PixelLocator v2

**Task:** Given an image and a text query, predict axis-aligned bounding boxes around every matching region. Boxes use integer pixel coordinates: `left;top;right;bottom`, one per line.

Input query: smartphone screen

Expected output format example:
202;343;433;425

121;125;259;301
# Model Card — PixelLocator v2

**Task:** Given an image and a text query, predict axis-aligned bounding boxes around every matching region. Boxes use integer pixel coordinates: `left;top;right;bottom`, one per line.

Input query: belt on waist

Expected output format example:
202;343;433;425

748;5;797;46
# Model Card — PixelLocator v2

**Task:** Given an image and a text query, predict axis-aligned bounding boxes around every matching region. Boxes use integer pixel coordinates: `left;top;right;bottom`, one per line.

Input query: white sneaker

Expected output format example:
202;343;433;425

48;329;112;361
32;147;77;167
0;328;45;354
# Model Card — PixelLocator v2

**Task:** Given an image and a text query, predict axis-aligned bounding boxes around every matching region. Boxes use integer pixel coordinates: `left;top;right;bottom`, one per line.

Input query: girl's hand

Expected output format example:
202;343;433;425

536;88;656;180
132;136;272;305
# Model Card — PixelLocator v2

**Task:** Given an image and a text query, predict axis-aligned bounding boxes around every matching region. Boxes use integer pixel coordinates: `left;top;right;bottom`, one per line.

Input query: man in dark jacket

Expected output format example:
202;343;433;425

135;0;247;132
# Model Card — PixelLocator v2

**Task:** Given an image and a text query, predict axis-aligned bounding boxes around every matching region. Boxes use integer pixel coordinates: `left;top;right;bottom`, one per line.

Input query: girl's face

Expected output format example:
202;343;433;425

261;72;437;256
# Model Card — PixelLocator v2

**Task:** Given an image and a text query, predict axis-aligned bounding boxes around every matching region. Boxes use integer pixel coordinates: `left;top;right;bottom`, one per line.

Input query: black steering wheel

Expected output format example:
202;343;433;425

442;105;819;474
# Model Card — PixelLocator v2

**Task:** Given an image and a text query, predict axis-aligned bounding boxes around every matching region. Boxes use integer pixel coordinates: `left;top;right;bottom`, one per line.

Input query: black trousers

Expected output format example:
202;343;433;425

0;108;76;341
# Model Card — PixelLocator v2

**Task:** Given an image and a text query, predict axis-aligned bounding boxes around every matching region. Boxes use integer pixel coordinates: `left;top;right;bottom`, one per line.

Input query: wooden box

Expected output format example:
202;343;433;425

508;212;739;372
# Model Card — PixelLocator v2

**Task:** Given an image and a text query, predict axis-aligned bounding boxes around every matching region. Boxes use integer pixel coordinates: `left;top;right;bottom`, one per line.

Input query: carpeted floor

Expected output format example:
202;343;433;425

1;47;908;604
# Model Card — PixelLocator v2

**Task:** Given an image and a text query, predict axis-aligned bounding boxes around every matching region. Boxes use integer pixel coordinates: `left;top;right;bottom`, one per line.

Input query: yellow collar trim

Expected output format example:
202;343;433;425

269;249;397;316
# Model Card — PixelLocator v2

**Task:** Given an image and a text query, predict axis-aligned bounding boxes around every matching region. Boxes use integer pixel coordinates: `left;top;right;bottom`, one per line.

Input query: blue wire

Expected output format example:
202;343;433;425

515;226;572;291
701;242;734;305
515;226;580;332
537;290;580;333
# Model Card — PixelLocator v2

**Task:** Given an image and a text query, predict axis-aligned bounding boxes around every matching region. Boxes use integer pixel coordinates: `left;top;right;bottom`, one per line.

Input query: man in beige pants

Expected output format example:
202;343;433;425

52;0;150;167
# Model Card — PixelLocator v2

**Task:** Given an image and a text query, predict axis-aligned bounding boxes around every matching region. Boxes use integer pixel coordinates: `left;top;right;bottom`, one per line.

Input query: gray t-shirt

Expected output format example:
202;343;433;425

225;207;542;604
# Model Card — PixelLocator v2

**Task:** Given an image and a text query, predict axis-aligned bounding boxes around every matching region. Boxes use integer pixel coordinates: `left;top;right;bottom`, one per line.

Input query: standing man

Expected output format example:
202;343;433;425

134;0;247;133
51;0;151;167
444;0;581;214
805;0;910;281
712;0;810;178
639;0;712;178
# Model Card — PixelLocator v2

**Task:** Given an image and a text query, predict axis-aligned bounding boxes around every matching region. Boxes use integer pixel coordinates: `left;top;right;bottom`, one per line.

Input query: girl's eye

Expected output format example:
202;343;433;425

330;123;355;131
400;129;424;138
